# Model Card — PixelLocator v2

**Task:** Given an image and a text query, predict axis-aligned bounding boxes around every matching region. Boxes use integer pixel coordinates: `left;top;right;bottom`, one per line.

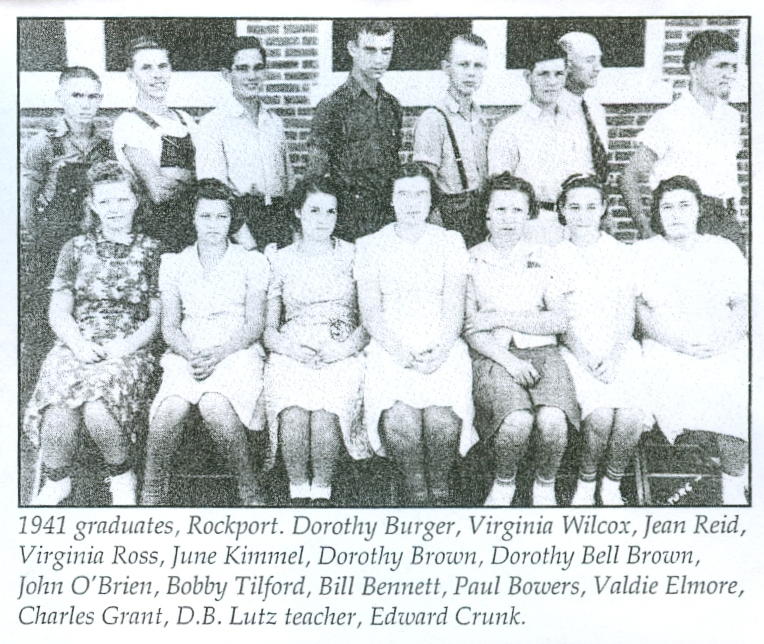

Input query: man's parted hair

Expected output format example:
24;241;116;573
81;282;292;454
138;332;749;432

683;30;738;71
446;33;488;59
223;36;268;69
59;66;101;86
348;19;395;43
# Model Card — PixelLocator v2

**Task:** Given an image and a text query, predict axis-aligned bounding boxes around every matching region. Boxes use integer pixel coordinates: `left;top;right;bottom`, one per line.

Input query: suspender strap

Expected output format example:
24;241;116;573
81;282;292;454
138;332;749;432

128;108;191;129
430;106;469;191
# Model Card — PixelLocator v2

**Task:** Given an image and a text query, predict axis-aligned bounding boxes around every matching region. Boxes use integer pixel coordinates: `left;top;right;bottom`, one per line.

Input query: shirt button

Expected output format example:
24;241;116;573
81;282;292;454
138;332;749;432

70;188;77;194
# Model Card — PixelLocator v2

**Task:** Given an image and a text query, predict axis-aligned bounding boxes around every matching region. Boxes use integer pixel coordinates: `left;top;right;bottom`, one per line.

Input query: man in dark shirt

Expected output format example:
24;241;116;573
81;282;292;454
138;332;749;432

308;20;402;241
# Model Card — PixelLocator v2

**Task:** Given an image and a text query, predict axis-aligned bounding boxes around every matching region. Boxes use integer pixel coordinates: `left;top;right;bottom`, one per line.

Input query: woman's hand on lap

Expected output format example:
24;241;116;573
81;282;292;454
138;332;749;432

102;338;133;360
70;339;107;363
501;355;539;388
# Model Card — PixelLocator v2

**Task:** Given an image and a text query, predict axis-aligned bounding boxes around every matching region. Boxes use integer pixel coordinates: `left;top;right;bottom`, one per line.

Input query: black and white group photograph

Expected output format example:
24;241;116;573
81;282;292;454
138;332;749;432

17;15;751;509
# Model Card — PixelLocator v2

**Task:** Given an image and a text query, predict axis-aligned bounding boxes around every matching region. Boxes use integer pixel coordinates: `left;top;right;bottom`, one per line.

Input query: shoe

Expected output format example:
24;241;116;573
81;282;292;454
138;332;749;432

484;480;516;506
570;480;596;506
599;478;625;506
532;480;558;507
32;476;71;506
107;470;137;506
311;498;333;508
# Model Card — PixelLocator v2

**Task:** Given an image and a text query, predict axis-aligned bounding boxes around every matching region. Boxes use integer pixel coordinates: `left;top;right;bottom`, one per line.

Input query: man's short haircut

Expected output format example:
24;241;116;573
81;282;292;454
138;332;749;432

348;19;395;43
196;177;235;205
126;36;168;68
223;36;268;69
446;33;488;59
483;172;539;220
650;174;703;236
59;66;101;86
557;31;600;62
523;41;566;71
683;30;738;71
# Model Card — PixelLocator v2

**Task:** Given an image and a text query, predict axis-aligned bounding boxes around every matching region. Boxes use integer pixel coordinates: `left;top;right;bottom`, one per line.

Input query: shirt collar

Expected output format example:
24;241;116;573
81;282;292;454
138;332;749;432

678;90;724;119
523;100;560;119
219;94;272;124
345;73;384;100
442;91;479;118
51;117;99;140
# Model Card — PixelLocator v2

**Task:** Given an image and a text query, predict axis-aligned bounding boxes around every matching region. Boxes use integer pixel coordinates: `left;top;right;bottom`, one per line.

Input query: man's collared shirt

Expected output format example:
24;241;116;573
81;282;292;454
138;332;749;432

637;91;742;201
196;95;293;197
21;118;112;209
413;92;488;194
558;88;608;178
308;74;402;198
487;100;589;203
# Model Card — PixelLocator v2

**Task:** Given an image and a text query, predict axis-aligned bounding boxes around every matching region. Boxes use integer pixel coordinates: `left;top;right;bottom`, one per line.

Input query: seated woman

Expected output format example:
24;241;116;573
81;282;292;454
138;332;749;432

555;175;650;506
112;36;197;252
355;163;477;506
141;179;269;506
24;161;161;506
465;173;578;507
634;175;749;505
263;175;371;506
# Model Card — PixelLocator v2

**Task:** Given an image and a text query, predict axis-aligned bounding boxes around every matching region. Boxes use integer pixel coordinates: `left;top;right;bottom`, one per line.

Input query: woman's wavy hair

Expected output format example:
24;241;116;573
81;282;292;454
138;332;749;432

82;160;141;233
650;175;703;237
288;173;342;234
482;172;538;220
194;178;238;240
556;173;607;225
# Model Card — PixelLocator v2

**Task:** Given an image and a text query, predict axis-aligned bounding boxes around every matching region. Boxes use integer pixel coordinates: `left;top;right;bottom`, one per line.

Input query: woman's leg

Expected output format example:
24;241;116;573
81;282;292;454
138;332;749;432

422;406;460;506
571;408;614;506
717;434;749;505
82;400;137;505
600;408;645;506
309;410;343;503
199;393;264;506
380;402;427;505
533;406;569;507
141;396;191;505
485;410;534;506
32;405;80;505
279;406;312;500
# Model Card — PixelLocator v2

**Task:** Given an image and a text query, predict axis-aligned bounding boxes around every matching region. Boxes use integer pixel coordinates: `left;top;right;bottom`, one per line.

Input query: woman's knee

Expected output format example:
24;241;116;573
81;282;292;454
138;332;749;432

496;410;534;442
151;396;191;431
423;407;460;438
198;392;236;426
381;402;421;447
536;406;568;443
82;400;117;430
279;406;311;430
717;435;748;476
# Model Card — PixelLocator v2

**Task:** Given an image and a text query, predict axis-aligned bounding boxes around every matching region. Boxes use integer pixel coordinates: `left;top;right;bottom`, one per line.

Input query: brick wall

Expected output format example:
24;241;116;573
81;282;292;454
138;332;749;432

20;17;749;241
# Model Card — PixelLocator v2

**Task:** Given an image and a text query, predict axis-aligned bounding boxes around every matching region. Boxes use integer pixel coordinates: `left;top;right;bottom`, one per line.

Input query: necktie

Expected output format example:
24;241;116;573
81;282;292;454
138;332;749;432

581;99;609;184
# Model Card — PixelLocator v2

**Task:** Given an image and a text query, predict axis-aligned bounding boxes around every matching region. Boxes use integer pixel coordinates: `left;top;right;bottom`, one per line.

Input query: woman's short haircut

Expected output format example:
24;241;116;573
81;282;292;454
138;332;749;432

194;178;237;235
126;36;168;68
556;173;607;225
224;36;267;69
483;172;538;220
683;30;738;71
84;161;141;232
288;174;341;233
392;162;436;198
650;174;703;236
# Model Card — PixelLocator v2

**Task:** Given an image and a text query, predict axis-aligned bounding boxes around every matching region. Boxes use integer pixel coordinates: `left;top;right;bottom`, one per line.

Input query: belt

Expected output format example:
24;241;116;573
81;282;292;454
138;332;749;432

538;200;556;211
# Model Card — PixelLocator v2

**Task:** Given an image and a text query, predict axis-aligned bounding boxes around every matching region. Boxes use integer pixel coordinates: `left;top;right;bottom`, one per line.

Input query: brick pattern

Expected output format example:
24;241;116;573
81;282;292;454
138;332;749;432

20;18;750;242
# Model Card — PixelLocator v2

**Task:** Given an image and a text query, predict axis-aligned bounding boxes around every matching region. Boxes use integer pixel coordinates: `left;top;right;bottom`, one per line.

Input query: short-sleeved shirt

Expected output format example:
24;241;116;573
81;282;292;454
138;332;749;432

21;118;112;211
557;89;608;178
637;92;742;201
112;108;197;171
487;100;592;203
354;223;468;352
308;74;402;199
159;243;269;350
196;96;293;198
413;93;488;194
632;234;746;345
468;239;570;349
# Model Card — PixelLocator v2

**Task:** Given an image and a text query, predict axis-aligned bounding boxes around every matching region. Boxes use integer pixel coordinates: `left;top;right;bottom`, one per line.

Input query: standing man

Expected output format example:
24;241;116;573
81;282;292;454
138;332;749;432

308;20;402;241
621;30;745;251
196;37;294;251
413;33;488;248
488;42;580;245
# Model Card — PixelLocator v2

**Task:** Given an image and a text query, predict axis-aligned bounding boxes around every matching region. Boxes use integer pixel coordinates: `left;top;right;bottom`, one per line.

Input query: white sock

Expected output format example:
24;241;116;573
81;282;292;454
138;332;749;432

570;479;597;506
311;484;332;500
289;482;311;498
599;476;624;506
532;478;557;507
721;472;748;505
484;478;516;506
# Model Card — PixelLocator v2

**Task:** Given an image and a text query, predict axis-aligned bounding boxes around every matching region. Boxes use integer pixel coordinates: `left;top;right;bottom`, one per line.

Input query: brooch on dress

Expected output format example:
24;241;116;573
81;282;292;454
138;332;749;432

329;318;353;342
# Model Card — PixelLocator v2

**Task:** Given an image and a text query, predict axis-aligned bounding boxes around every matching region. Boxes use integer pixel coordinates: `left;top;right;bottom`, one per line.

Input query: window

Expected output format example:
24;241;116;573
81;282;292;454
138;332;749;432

19;19;66;72
506;18;646;69
104;18;236;71
332;19;472;72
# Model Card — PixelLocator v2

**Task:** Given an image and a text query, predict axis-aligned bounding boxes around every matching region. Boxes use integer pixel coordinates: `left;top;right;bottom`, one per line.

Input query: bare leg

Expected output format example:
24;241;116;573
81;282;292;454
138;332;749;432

422;406;460;505
32;405;80;505
310;410;342;501
485;410;534;506
533;406;569;507
717;434;749;505
380;402;427;505
279;406;311;499
141;396;191;505
571;408;614;506
199;393;263;505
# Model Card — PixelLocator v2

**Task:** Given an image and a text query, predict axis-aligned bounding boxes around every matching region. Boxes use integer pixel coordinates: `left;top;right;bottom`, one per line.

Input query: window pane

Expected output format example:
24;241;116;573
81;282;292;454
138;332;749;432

19;19;66;71
506;18;645;69
332;18;472;72
105;18;236;71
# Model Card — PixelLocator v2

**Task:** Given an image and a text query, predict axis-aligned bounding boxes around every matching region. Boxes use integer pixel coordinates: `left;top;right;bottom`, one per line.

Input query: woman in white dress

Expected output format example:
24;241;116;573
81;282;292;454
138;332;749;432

112;36;197;252
555;175;650;506
634;175;749;505
465;173;578;507
263;175;371;506
355;163;476;506
141;179;269;505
